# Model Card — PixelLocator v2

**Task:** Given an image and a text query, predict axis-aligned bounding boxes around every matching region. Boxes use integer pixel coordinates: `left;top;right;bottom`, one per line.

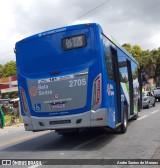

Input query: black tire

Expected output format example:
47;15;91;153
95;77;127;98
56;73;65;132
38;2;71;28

146;102;150;109
119;105;128;134
132;100;139;120
132;113;138;120
138;99;141;112
153;100;156;107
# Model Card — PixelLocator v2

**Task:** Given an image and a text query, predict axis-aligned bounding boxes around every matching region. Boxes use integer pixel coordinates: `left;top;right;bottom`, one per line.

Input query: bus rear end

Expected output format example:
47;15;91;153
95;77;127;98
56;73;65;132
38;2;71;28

15;23;107;132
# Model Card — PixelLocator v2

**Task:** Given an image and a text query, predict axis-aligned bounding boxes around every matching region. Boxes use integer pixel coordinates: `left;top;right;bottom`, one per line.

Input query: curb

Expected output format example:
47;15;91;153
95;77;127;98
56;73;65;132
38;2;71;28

4;123;24;128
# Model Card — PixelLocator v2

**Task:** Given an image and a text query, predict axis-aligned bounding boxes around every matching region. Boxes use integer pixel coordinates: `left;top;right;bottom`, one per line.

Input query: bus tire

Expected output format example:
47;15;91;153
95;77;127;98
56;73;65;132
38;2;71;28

138;99;141;112
119;105;128;134
132;101;139;120
132;114;138;120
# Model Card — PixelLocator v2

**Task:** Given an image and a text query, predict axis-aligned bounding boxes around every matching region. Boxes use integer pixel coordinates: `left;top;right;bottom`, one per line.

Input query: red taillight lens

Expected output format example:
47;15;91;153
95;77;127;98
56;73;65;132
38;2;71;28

20;87;30;116
92;74;101;109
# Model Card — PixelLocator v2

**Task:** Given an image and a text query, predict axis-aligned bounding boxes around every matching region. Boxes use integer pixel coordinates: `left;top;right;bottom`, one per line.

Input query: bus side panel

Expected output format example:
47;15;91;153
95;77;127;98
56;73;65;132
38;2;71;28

101;33;117;129
106;81;117;129
90;25;109;127
120;83;129;120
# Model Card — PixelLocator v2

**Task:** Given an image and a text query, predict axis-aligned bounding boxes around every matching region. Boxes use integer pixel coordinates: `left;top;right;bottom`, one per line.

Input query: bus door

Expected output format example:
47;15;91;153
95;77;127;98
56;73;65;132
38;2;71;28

110;46;121;124
126;60;134;116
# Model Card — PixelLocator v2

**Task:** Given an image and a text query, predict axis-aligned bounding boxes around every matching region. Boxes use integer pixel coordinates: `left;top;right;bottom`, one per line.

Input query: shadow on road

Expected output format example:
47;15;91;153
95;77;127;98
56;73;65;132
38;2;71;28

2;128;118;152
2;119;137;152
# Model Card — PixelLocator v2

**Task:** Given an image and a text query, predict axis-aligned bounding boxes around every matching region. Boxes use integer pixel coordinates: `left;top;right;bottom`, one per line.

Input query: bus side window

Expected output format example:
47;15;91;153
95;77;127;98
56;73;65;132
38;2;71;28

104;52;114;80
103;35;114;80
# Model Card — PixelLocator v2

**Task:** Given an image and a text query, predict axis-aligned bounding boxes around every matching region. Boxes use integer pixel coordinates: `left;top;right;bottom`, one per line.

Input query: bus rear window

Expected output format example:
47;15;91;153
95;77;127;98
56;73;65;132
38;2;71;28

17;29;93;74
62;34;86;50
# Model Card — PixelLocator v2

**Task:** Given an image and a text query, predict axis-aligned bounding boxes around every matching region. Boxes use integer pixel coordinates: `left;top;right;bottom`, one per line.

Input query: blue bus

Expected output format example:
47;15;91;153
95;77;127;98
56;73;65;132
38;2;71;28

15;23;141;135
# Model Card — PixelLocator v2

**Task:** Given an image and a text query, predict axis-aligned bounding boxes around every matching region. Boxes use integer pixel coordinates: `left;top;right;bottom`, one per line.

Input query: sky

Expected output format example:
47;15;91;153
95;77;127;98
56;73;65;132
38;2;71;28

0;0;160;65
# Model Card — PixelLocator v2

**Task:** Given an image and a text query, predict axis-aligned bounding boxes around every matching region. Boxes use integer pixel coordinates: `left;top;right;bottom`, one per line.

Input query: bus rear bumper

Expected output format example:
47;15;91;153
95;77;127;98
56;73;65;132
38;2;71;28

23;108;108;131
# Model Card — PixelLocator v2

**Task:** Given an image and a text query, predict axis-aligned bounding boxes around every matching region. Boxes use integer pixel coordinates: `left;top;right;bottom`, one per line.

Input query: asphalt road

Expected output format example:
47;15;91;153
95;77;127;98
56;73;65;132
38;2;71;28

0;103;160;168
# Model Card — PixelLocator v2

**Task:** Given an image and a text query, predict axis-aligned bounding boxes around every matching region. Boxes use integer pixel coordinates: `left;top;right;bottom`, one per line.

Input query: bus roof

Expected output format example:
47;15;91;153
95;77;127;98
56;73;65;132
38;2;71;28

16;23;138;65
16;23;100;44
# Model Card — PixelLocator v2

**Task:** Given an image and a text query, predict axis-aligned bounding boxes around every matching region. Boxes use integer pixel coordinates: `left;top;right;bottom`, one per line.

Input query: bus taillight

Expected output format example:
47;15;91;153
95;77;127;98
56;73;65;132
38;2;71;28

20;87;30;116
92;74;102;110
96;78;100;105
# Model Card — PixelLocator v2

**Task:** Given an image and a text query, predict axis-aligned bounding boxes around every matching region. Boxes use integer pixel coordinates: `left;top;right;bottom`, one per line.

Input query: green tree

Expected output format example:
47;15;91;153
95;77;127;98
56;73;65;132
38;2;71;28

122;43;160;85
131;45;143;63
0;64;3;78
122;44;143;65
153;48;160;85
1;61;16;78
122;43;132;54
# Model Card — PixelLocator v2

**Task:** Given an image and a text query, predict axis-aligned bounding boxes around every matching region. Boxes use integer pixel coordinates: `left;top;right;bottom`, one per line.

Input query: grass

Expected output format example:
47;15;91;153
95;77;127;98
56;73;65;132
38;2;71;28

4;114;14;126
4;114;23;126
4;114;13;122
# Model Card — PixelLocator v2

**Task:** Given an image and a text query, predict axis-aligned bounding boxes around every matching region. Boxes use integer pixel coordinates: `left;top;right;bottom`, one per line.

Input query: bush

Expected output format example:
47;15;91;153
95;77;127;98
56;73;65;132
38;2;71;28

4;114;23;126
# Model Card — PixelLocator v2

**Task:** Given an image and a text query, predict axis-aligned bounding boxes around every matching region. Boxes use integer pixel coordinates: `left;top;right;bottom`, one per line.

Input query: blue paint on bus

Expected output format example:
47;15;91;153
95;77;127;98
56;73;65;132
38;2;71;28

15;23;141;132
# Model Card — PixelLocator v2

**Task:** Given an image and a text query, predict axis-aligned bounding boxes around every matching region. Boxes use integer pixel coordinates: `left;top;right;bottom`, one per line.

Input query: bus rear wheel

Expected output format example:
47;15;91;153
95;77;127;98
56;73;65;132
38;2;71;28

132;101;139;120
119;105;128;134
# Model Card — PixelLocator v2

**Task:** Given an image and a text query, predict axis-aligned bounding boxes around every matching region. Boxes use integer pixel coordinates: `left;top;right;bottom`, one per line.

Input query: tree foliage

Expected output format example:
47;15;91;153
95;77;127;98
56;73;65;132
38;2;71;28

0;46;160;85
122;44;160;77
0;61;17;78
0;65;3;78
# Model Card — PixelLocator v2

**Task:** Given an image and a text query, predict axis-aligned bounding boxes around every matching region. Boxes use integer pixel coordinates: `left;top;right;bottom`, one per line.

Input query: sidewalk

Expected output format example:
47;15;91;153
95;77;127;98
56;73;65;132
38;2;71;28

0;123;24;133
5;123;24;129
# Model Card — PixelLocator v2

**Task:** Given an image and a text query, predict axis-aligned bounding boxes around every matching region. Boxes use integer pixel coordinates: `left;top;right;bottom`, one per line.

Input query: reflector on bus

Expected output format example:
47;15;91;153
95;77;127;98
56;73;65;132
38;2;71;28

20;87;30;116
92;74;102;110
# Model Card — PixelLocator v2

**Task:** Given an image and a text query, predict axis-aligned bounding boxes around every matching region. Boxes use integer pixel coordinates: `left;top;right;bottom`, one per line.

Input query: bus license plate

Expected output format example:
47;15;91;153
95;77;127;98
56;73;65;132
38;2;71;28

50;120;71;125
50;103;65;109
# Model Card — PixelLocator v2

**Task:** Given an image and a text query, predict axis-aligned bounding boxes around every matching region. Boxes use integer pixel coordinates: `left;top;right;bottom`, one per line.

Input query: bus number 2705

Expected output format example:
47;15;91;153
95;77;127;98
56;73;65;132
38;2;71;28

69;79;86;87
